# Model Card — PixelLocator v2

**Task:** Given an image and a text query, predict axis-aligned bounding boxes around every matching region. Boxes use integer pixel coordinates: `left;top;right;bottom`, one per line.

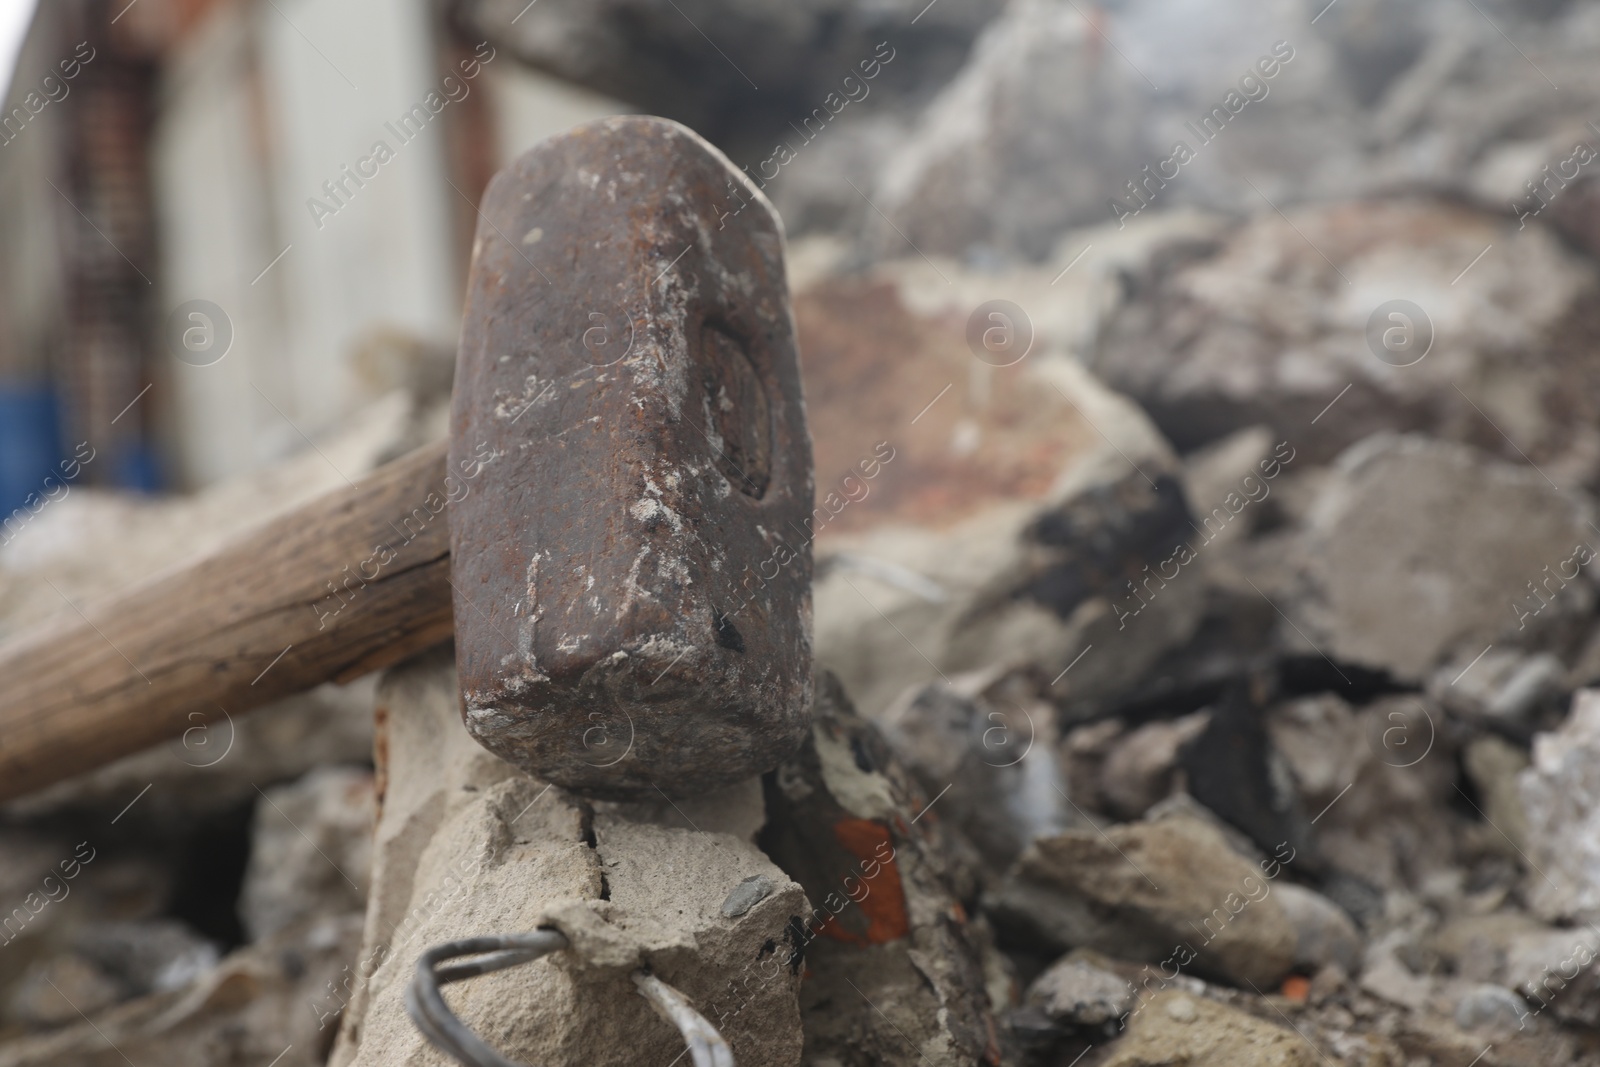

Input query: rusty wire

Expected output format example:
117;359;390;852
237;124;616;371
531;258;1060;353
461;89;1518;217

405;931;735;1067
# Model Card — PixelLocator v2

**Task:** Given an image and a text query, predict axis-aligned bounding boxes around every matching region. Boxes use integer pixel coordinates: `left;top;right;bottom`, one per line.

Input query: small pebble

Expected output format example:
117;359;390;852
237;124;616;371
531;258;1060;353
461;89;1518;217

721;874;774;918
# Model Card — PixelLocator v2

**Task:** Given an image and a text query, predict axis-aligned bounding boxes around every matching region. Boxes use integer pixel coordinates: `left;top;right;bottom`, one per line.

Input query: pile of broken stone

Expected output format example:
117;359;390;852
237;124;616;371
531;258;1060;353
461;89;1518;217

8;0;1600;1063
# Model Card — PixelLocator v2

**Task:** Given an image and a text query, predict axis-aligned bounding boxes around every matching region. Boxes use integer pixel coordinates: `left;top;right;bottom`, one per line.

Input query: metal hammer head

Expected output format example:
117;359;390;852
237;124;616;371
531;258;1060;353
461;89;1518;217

448;116;814;799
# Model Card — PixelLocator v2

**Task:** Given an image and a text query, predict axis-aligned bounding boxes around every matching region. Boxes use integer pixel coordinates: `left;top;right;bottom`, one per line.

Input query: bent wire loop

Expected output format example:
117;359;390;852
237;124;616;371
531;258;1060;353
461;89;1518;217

405;930;736;1067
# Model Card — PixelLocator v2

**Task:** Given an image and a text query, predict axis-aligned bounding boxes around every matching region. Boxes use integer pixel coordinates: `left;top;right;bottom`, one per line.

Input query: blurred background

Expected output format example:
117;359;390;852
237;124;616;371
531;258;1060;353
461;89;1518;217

7;0;1600;1064
6;0;1600;510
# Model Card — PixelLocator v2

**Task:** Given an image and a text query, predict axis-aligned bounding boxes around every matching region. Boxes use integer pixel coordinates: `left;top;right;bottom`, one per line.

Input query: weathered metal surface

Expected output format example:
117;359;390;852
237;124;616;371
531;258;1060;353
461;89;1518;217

449;115;814;798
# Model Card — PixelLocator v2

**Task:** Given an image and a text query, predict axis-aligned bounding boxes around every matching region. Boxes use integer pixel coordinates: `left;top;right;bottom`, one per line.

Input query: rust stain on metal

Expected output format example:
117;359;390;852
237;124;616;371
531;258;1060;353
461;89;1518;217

449;116;814;798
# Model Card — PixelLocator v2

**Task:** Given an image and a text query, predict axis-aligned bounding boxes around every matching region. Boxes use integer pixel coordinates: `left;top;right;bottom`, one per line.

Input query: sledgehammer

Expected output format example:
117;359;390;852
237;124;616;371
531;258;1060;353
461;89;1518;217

0;116;814;803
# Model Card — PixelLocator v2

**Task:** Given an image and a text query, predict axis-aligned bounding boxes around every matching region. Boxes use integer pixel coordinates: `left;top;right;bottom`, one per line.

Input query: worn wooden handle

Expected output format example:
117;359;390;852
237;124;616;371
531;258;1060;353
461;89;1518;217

0;440;464;802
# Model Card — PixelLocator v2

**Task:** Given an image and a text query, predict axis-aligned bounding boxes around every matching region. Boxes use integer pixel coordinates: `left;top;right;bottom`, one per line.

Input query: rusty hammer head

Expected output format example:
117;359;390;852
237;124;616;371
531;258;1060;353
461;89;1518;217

448;116;815;799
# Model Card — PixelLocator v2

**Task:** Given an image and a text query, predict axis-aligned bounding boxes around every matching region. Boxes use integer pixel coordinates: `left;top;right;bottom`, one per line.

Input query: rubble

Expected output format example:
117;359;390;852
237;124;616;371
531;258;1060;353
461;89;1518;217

1430;649;1566;727
455;0;999;141
988;814;1298;989
1022;951;1136;1029
1519;689;1600;922
17;2;1600;1061
760;673;1002;1066
1271;694;1461;892
1097;712;1210;820
800;266;1205;721
328;649;810;1067
1093;201;1600;478
876;673;1077;871
1275;884;1362;975
240;766;376;941
1290;434;1599;682
1101;991;1316;1067
0;914;364;1067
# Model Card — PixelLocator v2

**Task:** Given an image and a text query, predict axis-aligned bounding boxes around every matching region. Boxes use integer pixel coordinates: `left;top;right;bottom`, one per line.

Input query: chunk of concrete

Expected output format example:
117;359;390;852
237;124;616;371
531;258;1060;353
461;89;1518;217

799;279;1201;722
1103;991;1316;1067
329;648;807;1067
1519;689;1600;922
1024;952;1136;1028
1099;712;1211;820
1093;200;1600;482
1291;434;1598;682
988;815;1298;989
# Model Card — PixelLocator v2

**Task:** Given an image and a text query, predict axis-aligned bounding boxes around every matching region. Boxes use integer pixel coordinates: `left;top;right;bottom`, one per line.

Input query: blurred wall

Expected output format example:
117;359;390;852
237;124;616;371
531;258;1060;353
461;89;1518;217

0;0;626;502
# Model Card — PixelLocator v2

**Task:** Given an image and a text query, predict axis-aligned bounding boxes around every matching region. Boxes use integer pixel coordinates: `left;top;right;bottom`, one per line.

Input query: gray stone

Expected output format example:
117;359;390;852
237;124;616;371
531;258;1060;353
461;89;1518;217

1099;712;1211;821
720;875;775;918
1430;650;1566;725
871;0;1147;261
1455;982;1531;1032
71;920;220;999
7;955;122;1030
1180;427;1277;549
1502;926;1600;1028
1462;736;1531;857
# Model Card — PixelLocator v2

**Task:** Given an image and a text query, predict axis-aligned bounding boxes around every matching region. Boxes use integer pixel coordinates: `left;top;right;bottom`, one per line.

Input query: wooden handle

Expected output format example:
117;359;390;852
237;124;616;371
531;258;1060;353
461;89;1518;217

0;441;459;802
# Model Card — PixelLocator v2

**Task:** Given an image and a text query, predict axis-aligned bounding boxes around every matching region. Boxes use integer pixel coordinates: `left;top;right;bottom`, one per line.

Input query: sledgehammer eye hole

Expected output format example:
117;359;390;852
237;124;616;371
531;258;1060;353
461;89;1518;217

700;322;771;499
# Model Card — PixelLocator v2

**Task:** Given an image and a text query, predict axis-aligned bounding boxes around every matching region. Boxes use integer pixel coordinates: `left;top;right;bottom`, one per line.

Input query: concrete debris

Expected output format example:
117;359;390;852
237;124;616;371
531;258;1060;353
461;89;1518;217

1519;689;1600;922
329;649;808;1067
241;766;376;941
1098;712;1210;821
1291;434;1599;682
1094;203;1600;476
1275;884;1362;975
1429;650;1566;725
872;0;1148;261
761;672;1003;1066
1101;991;1316;1067
877;673;1076;872
1023;951;1136;1029
1180;426;1279;549
988;814;1298;989
801;270;1203;722
1461;736;1531;857
0;913;364;1067
1271;694;1461;891
24;3;1600;1059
